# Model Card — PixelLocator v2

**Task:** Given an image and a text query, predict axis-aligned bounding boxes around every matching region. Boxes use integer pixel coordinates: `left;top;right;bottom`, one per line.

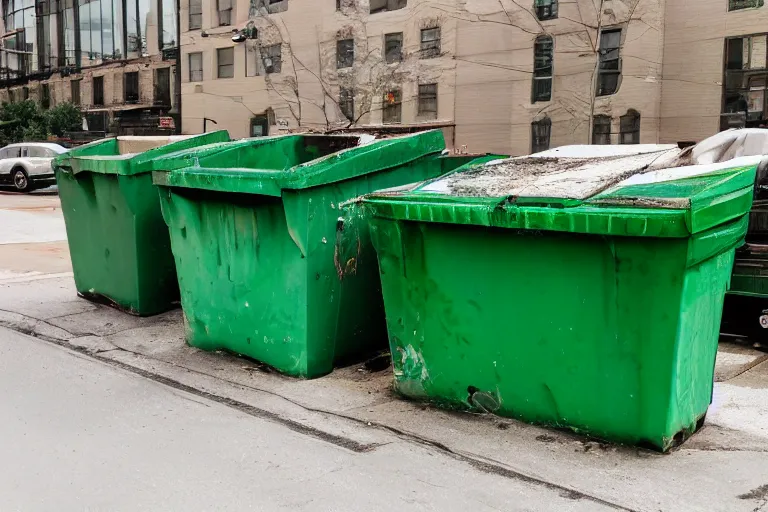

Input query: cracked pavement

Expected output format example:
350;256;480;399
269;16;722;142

0;191;767;511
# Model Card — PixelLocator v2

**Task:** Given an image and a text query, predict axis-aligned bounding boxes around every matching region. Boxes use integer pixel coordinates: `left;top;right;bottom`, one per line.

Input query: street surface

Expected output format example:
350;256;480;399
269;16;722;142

0;189;766;512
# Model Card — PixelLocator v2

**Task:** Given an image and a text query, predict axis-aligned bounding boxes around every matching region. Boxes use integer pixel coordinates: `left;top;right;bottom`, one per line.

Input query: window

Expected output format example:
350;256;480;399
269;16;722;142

337;39;354;69
155;68;172;106
245;42;260;76
189;0;202;29
723;35;768;129
41;84;50;109
531;117;551;153
597;29;622;96
729;0;763;10
532;35;553;102
124;71;140;103
339;88;354;121
535;0;557;20
189;52;203;81
250;115;269;137
382;89;402;124
420;27;441;59
217;47;235;78
262;44;282;74
620;110;640;144
369;0;406;13
71;79;81;105
383;33;403;64
218;0;232;25
93;76;104;106
20;147;29;157
22;86;29;100
418;83;437;119
8;90;14;103
592;115;611;145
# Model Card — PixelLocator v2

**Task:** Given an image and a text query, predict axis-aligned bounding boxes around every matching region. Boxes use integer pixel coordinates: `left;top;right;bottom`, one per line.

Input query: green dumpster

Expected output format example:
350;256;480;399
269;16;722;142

152;131;491;378
362;152;759;451
54;131;231;316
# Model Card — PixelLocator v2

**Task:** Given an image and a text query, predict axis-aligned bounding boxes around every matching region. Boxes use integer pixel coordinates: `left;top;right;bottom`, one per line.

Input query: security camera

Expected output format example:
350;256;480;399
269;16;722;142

232;32;246;43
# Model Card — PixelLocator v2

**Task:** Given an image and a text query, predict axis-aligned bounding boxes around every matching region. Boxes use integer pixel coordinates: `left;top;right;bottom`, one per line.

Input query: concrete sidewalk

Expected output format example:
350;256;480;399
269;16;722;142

1;193;767;512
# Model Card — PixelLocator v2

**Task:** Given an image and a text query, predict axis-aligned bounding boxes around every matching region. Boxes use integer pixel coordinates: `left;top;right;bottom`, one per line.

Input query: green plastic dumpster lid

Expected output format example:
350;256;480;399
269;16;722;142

151;130;446;195
362;149;761;238
54;131;231;176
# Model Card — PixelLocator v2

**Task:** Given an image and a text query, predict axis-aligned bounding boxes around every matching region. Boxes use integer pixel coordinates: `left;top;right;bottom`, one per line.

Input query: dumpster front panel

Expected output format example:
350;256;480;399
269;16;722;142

158;187;312;376
155;140;482;378
369;216;742;450
56;170;179;315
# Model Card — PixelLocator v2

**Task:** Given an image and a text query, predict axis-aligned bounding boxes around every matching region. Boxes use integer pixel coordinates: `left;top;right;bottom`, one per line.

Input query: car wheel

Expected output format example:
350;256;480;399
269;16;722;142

12;167;30;192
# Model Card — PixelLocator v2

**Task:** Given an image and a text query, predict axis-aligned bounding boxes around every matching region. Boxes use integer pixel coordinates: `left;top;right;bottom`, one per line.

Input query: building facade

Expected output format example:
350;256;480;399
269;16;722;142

0;0;179;135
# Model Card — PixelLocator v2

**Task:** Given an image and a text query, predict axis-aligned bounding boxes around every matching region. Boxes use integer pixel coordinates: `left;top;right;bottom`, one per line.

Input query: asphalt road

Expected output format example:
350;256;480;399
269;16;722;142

0;327;608;512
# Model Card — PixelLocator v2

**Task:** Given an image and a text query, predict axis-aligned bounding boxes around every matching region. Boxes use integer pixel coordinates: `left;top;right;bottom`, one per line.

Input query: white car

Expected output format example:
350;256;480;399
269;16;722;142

0;142;68;192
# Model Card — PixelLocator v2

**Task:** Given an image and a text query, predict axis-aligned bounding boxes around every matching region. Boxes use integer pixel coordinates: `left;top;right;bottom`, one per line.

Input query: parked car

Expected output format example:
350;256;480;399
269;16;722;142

0;142;68;192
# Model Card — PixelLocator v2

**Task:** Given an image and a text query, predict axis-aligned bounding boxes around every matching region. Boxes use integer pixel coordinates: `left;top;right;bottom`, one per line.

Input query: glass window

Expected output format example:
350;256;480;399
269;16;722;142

722;35;768;130
597;29;622;96
93;75;104;106
71;79;81;105
337;39;354;69
592;115;611;145
420;27;440;59
41;83;50;109
729;0;763;11
154;67;171;105
124;71;140;102
217;47;234;78
535;0;557;20
189;0;202;29
189;52;203;81
532;35;553;102
161;0;177;49
384;32;403;63
218;0;232;26
369;0;406;14
531;117;551;153
417;83;437;119
339;88;354;121
620;110;640;144
261;44;281;74
382;89;401;124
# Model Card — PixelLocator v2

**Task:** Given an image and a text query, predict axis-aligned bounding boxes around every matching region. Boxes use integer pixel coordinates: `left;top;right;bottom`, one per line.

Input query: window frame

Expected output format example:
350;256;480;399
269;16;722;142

261;44;282;74
339;87;354;122
417;83;438;119
532;35;553;102
369;0;407;14
217;47;235;79
592;115;612;145
336;39;354;69
218;0;232;26
71;79;81;105
384;32;403;64
124;71;140;103
382;89;402;124
189;0;202;29
189;52;203;81
420;27;441;59
531;117;552;153
596;28;622;97
729;0;763;11
535;0;558;20
92;75;104;106
619;110;640;144
722;34;768;130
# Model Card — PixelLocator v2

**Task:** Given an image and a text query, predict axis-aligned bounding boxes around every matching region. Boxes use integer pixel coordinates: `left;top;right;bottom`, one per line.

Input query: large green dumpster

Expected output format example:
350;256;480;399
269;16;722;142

152;131;492;378
54;131;231;316
362;152;759;451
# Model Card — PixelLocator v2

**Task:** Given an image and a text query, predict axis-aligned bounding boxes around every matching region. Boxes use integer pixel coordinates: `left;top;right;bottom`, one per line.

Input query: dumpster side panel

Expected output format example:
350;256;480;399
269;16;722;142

56;170;178;314
370;217;735;449
158;188;310;375
280;154;478;375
